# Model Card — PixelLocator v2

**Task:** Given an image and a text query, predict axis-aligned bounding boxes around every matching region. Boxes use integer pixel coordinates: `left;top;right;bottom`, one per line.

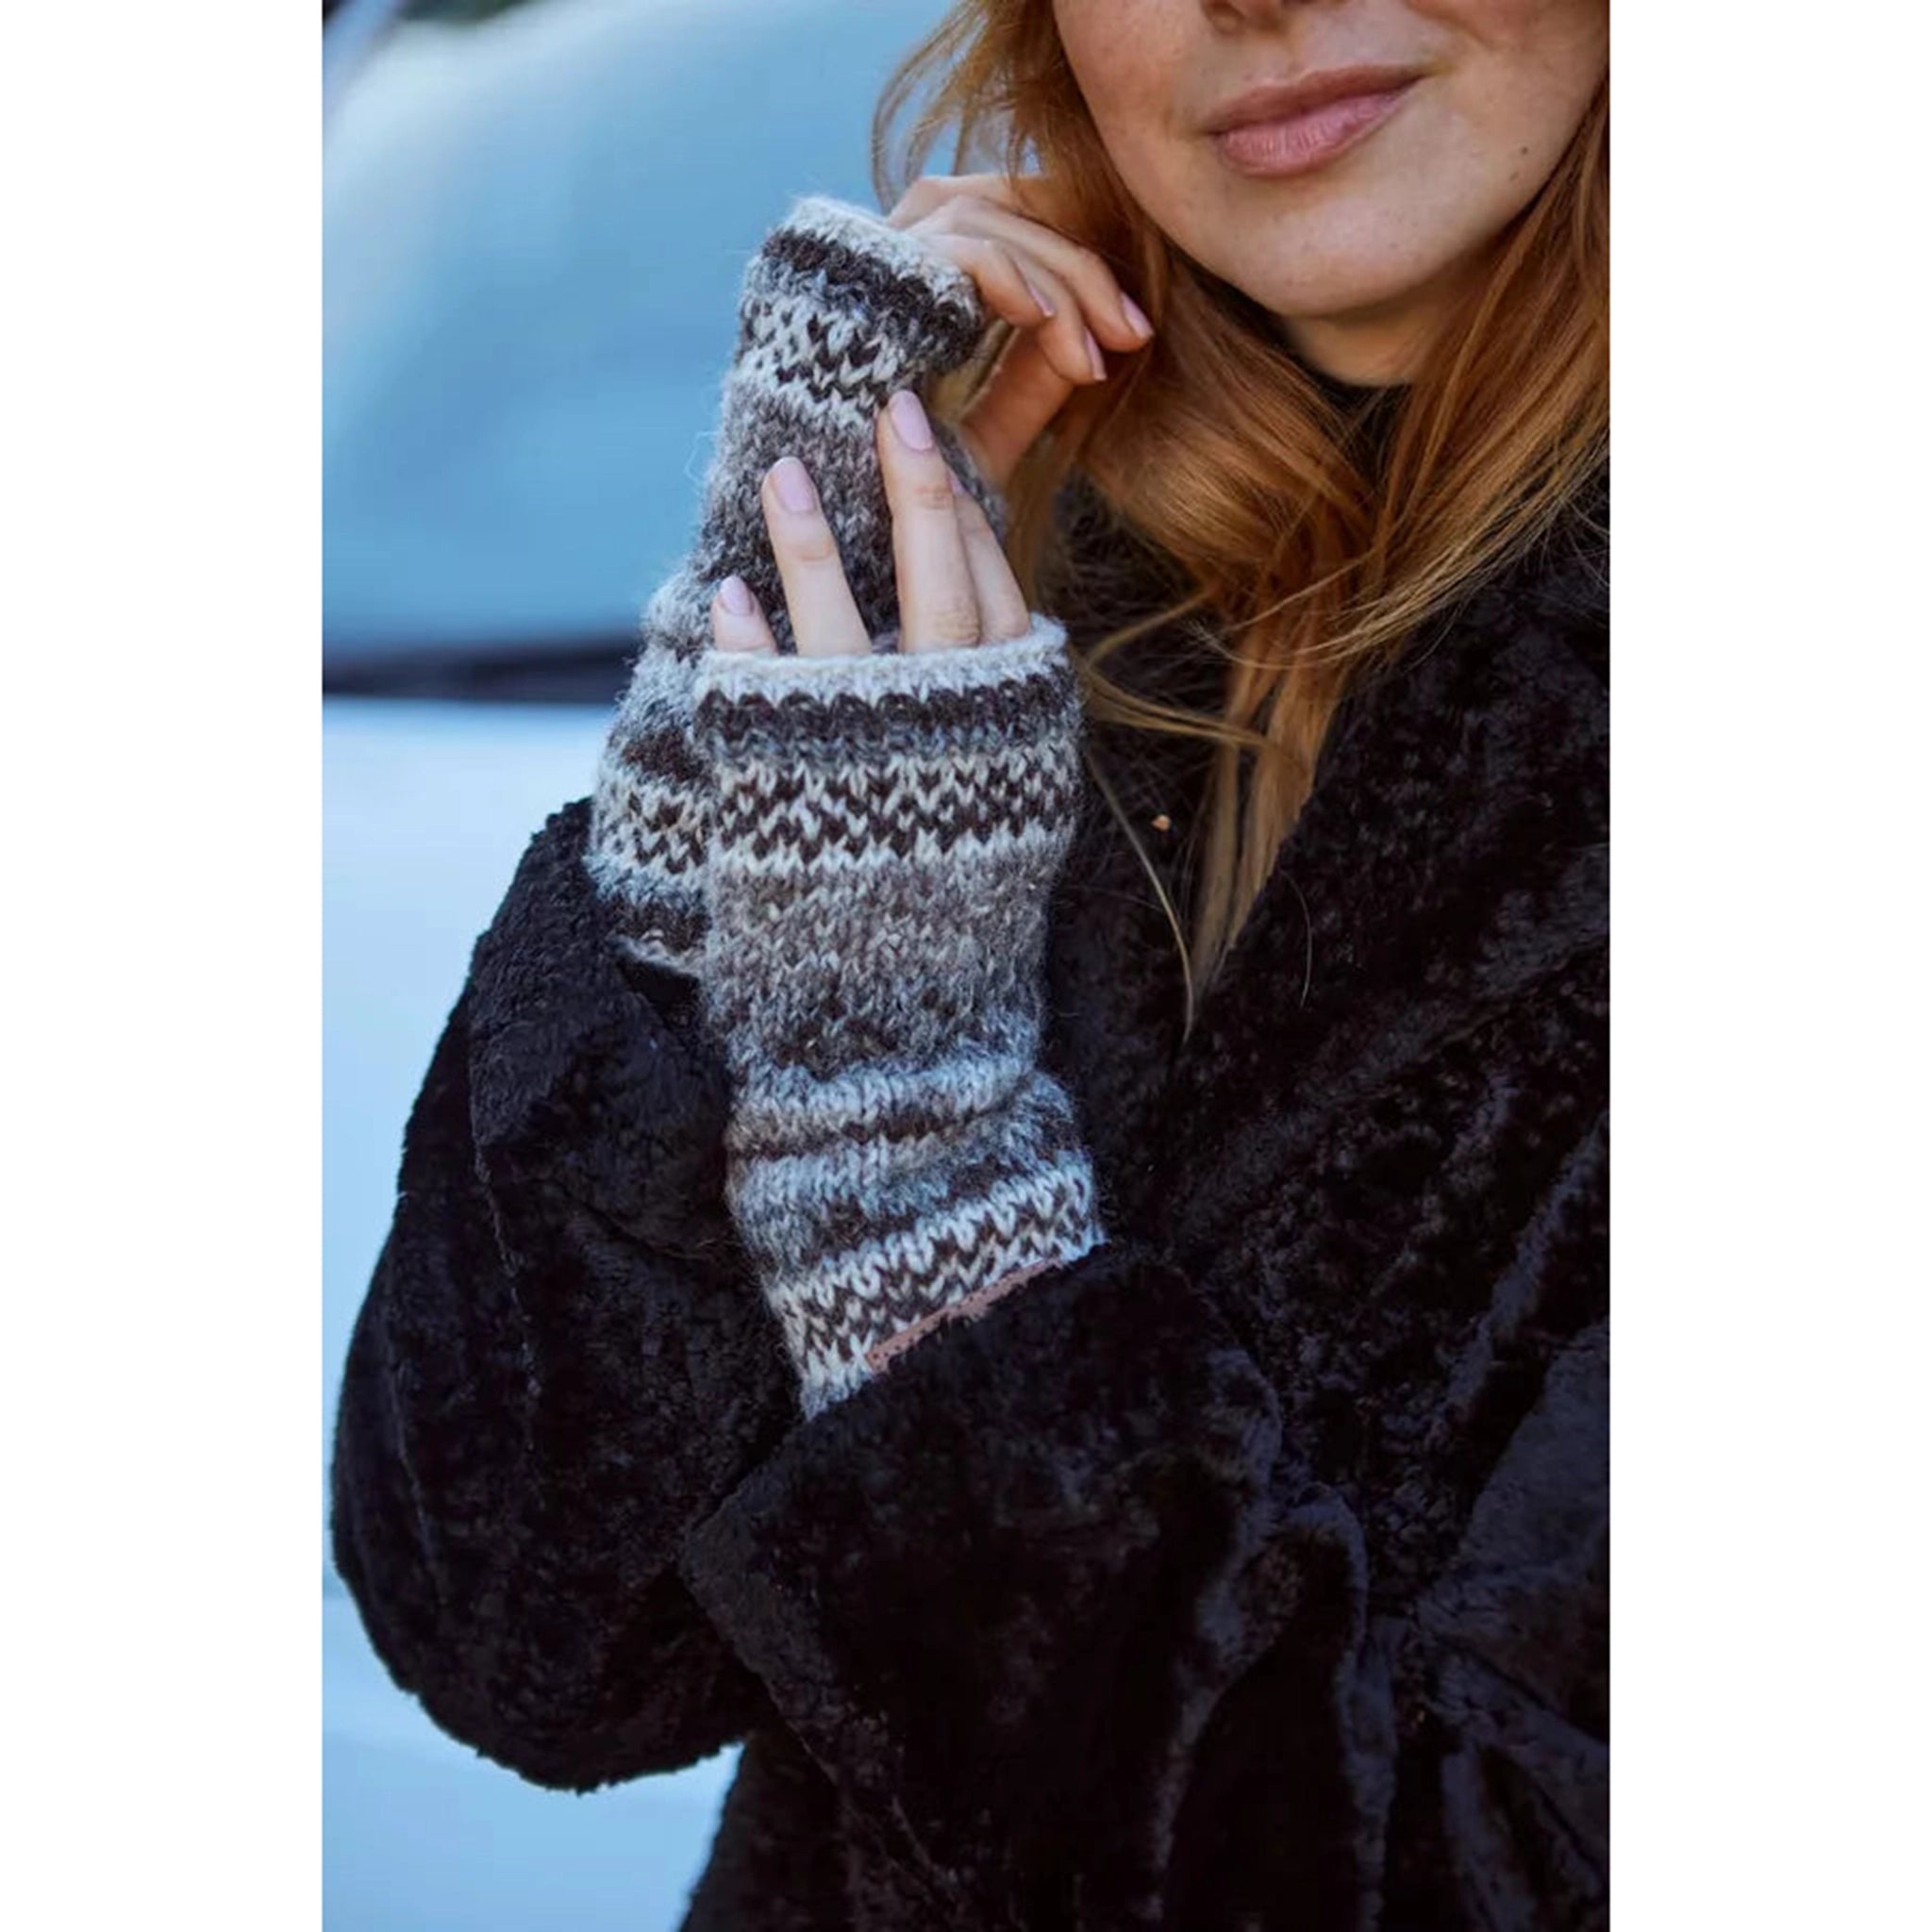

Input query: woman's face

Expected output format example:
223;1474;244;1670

1051;0;1608;381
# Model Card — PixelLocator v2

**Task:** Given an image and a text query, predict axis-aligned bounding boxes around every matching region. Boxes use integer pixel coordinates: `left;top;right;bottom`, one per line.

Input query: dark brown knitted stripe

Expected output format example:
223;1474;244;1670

710;760;1084;861
745;226;984;372
597;791;698;860
696;665;1077;765
615;716;707;791
589;789;702;878
606;888;706;959
713;981;1044;1086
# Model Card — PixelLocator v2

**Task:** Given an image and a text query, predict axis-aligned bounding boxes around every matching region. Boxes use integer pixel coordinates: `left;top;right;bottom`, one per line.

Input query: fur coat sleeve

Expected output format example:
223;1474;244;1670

327;801;797;1787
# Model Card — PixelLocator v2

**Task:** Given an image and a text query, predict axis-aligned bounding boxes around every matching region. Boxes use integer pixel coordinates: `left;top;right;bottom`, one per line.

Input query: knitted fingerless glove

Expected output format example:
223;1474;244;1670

585;192;1005;976
691;625;1108;1419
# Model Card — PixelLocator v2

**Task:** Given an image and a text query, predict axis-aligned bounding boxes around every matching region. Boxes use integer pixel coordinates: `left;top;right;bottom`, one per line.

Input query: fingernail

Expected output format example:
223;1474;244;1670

1021;271;1057;318
1085;328;1106;381
771;456;816;514
1120;292;1153;339
717;574;754;615
947;467;966;495
888;388;935;452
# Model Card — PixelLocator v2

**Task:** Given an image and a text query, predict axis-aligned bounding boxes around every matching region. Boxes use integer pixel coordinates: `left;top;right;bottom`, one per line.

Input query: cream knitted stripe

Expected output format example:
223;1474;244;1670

724;1045;1044;1158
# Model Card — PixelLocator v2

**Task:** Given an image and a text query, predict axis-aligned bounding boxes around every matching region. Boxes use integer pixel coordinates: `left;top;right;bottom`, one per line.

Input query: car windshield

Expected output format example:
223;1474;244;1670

325;0;947;698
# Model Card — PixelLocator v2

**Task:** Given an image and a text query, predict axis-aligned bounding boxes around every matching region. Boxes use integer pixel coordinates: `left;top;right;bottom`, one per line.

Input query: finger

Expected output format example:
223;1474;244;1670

709;574;777;654
964;201;1153;352
908;184;1154;353
876;390;982;657
919;232;1105;391
889;170;1074;242
761;457;870;658
885;171;987;226
1008;253;1114;386
958;327;1077;494
947;471;1031;643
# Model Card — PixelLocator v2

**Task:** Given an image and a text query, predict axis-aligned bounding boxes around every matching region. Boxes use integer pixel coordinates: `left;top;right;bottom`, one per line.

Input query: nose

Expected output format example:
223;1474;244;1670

1200;0;1329;25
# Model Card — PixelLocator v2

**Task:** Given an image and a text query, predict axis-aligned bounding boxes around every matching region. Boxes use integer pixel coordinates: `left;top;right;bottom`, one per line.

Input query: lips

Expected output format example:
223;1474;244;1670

1204;66;1422;180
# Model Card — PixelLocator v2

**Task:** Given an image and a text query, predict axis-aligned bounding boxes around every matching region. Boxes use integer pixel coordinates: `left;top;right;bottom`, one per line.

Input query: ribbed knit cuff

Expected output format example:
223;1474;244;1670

691;622;1105;1417
736;1074;1107;1417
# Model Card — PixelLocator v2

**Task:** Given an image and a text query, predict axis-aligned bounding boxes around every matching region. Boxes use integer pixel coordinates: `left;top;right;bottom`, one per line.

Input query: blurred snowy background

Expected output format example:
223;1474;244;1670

323;2;949;1924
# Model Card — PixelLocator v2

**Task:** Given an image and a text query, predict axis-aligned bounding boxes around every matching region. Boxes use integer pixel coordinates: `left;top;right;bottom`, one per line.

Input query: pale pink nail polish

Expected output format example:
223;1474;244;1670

888;389;935;452
718;574;754;615
772;457;816;513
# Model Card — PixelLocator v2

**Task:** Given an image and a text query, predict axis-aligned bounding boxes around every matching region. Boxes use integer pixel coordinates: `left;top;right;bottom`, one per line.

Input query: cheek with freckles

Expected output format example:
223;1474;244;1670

1408;0;1605;55
1405;0;1608;208
1049;0;1241;284
1050;0;1190;169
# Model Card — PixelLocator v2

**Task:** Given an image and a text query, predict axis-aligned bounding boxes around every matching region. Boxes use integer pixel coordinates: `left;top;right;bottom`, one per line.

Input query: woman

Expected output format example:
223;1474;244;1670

330;1;1608;1925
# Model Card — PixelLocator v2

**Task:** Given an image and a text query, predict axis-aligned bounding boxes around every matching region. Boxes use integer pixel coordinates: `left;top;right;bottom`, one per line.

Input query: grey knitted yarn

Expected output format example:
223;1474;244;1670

691;621;1108;1416
586;192;1007;978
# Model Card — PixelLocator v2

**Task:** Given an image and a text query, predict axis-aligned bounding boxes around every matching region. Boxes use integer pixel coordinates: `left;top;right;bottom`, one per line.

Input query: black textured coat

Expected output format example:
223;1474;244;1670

330;475;1608;1930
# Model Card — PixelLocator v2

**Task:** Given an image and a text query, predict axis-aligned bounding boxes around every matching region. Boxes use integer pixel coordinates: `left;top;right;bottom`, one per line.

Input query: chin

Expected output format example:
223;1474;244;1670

1166;150;1488;346
1232;236;1473;341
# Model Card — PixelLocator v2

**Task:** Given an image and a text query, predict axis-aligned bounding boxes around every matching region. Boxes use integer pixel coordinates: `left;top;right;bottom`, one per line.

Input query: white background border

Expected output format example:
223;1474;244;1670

5;3;1929;1925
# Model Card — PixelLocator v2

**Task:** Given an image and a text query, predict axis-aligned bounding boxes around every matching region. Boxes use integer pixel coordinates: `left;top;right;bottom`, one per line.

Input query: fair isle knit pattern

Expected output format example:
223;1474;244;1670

585;193;1006;978
691;620;1108;1418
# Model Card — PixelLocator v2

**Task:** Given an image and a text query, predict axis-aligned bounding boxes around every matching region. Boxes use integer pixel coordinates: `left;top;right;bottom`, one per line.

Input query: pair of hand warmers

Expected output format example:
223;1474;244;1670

585;195;1107;1417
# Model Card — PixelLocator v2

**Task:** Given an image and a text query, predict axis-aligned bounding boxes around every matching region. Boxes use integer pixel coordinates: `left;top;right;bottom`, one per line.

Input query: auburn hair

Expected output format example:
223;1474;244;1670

870;4;1608;1035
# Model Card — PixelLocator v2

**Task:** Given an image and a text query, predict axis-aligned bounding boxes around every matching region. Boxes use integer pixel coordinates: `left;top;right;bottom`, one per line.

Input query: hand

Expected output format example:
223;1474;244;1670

884;173;1156;492
708;387;1033;658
